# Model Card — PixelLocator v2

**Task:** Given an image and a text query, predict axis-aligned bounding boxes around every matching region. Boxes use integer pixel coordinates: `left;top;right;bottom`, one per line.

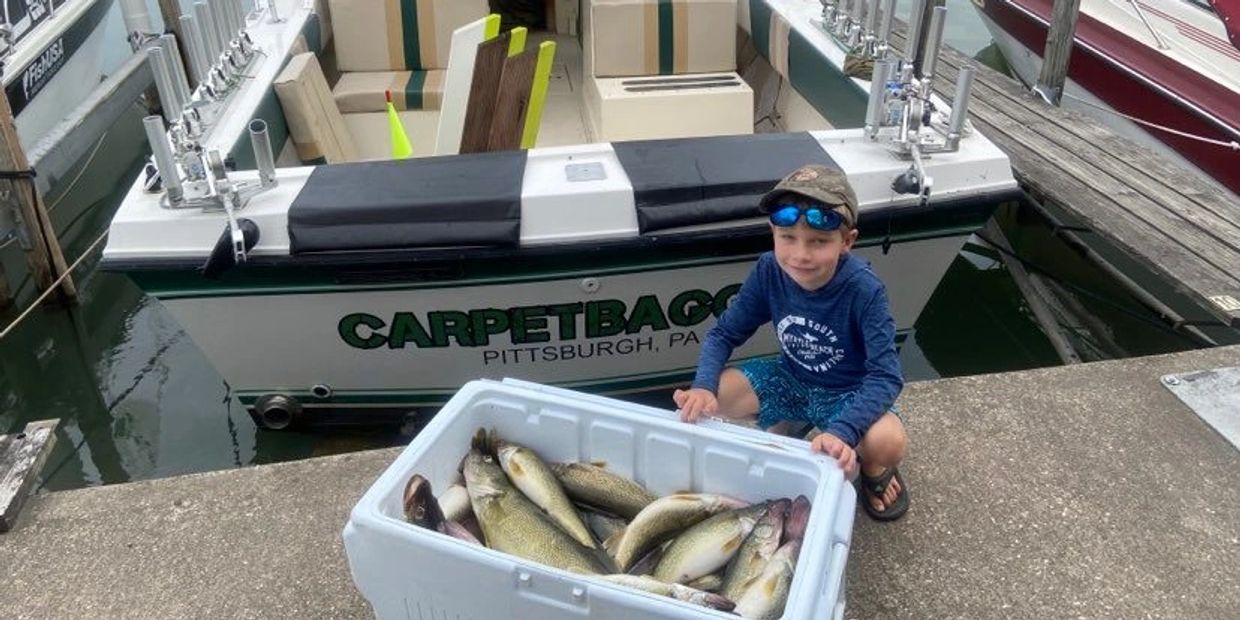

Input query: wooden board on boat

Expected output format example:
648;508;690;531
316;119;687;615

891;27;1240;328
1;419;59;533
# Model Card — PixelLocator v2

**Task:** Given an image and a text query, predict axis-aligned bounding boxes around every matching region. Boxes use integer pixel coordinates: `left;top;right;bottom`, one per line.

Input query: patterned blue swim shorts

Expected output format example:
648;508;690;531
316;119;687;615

739;357;898;431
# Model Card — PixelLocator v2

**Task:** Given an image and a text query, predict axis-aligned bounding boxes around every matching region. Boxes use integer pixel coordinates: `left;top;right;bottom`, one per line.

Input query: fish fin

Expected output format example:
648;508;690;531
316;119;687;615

590;460;608;468
602;528;625;554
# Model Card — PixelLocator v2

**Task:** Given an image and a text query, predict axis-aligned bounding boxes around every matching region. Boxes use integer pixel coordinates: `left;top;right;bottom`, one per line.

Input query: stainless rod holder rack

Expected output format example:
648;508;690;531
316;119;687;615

193;1;221;65
921;6;947;87
144;116;184;202
158;34;192;104
876;0;895;57
946;64;976;150
249;119;277;188
904;0;927;65
148;45;185;124
865;59;895;140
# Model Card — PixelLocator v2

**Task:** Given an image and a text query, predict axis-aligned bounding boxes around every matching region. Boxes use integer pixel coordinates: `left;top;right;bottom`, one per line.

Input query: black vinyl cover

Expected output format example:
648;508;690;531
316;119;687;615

287;151;526;253
613;133;838;233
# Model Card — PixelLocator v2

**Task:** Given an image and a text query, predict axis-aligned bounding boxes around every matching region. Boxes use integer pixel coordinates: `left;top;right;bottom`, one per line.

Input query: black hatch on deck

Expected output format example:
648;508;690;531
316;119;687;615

612;133;838;234
287;151;526;253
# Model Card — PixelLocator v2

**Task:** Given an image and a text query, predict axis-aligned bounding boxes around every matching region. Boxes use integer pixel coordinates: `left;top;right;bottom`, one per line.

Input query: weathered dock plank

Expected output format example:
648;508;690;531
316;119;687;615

0;420;59;533
891;28;1240;327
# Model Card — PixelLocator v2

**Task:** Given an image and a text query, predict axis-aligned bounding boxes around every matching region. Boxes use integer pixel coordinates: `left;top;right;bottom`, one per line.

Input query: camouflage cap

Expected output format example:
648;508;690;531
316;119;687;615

758;165;859;228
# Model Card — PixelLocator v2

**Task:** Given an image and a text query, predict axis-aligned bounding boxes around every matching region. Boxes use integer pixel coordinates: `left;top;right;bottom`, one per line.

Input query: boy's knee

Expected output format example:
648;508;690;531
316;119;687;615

859;413;907;465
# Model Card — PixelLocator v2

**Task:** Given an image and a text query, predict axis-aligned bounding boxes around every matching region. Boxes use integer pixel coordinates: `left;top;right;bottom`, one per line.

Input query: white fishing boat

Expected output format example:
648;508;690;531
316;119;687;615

3;0;131;148
974;0;1240;195
100;0;1020;428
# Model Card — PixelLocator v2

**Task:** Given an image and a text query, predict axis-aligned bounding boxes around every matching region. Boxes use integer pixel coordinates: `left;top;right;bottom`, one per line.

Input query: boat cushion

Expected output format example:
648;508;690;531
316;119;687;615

589;0;736;77
743;0;866;126
287;151;526;253
330;0;490;71
333;70;446;112
274;53;358;164
612;132;838;233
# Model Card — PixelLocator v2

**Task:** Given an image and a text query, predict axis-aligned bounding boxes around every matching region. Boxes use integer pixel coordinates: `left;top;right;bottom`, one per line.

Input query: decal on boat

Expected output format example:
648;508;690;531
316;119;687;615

337;284;742;365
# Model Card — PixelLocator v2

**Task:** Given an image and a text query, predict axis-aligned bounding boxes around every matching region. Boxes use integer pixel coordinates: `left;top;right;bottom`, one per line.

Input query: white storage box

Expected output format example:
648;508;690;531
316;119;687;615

343;379;856;619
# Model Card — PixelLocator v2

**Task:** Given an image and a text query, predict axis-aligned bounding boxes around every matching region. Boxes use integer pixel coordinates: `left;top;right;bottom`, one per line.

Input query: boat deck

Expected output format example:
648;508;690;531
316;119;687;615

891;27;1240;330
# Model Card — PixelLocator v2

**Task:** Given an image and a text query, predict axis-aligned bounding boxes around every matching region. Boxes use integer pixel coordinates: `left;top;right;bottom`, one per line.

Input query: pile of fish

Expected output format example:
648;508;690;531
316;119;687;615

402;429;812;618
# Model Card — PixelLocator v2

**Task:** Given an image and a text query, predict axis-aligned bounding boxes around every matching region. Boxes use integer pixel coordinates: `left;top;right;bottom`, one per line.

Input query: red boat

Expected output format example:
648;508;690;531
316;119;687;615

974;0;1240;195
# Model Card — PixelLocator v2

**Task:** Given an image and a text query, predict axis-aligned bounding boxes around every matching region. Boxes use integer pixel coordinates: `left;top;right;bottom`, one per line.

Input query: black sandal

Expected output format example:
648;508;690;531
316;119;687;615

858;467;910;521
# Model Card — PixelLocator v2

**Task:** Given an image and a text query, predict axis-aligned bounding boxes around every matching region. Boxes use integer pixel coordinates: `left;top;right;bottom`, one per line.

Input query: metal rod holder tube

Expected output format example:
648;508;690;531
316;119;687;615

148;46;185;123
877;0;895;51
865;59;894;139
946;64;975;149
922;6;947;83
194;1;221;63
180;14;209;84
210;0;233;51
231;0;247;33
267;0;282;23
249;119;277;187
159;34;192;104
850;0;865;25
143;116;184;200
864;0;880;36
904;0;927;63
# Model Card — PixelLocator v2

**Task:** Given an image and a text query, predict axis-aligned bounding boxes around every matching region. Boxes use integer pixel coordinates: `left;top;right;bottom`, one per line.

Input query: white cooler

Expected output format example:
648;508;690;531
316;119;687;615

343;379;856;619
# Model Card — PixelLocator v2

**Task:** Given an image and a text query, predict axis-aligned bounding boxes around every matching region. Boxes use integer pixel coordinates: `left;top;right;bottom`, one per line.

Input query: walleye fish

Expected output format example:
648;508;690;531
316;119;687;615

403;474;446;531
495;441;597;549
653;504;769;584
613;493;748;571
784;495;811;542
550;462;658;519
583;510;628;545
438;484;473;524
685;572;725;593
626;541;668;577
463;449;609;574
595;574;736;612
733;539;802;620
721;498;788;602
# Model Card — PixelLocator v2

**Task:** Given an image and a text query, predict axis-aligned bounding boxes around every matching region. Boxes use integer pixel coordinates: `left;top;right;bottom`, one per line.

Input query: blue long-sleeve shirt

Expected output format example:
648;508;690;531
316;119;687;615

691;252;904;446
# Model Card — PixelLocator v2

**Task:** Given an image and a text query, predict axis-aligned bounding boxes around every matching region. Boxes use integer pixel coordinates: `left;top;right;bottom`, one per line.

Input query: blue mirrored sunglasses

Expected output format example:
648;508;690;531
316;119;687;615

768;203;846;231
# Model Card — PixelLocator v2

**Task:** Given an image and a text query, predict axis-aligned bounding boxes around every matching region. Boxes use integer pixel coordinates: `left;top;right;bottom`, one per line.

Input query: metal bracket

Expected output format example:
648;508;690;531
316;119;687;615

1161;367;1240;451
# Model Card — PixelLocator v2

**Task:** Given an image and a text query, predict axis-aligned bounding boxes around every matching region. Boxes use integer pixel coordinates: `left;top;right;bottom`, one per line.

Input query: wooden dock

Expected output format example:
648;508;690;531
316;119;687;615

1;420;58;533
891;29;1240;330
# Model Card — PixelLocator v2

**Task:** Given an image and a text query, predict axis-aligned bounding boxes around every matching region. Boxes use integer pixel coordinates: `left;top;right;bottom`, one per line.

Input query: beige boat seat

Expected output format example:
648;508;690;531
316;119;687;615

583;0;751;141
328;0;487;112
333;70;446;112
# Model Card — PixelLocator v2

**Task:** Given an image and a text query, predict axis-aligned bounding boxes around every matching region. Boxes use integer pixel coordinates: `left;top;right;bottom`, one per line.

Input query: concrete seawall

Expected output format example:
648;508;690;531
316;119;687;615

2;345;1237;618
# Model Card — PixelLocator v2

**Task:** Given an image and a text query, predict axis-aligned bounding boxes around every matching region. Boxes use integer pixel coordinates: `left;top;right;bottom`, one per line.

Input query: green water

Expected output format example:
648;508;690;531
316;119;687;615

0;8;1221;491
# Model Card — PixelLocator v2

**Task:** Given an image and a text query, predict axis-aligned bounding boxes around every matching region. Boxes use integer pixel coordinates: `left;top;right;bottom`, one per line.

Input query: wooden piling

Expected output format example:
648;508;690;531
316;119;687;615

0;90;76;304
1;419;59;533
1034;0;1082;105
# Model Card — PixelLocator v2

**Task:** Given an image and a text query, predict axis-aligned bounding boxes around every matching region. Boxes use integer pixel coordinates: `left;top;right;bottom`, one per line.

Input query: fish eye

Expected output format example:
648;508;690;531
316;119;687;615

414;506;425;518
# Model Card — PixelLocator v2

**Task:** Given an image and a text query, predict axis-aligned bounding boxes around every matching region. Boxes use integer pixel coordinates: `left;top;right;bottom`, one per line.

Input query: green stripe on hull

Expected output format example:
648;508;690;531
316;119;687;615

748;0;772;59
405;71;427;110
787;28;868;127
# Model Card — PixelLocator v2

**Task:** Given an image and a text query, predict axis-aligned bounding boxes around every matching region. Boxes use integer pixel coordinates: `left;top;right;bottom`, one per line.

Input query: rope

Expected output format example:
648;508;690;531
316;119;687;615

0;228;109;341
1059;92;1240;150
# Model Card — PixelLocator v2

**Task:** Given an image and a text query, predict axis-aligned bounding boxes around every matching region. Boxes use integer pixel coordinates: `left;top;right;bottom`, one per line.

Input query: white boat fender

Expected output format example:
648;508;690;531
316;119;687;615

202;218;260;279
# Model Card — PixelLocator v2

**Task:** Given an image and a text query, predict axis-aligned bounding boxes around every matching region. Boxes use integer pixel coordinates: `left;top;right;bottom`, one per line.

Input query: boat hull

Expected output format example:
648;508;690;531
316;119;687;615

975;0;1240;195
125;218;992;426
5;0;119;147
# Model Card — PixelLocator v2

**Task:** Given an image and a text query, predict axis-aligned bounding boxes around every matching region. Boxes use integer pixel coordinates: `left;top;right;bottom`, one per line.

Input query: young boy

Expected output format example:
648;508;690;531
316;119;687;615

674;165;910;520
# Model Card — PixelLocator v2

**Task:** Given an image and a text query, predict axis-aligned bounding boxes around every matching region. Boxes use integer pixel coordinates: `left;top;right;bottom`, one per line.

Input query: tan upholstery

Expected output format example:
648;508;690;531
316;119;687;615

333;70;446;112
589;0;736;77
329;0;489;71
274;53;358;164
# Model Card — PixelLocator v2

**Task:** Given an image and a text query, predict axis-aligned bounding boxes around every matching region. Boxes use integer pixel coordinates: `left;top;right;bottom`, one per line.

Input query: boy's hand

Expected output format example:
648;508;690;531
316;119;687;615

811;433;857;478
673;388;718;423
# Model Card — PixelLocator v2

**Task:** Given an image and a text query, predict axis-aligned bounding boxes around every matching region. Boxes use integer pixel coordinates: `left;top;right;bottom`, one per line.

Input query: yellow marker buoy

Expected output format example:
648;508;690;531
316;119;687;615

520;41;557;149
386;90;413;159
